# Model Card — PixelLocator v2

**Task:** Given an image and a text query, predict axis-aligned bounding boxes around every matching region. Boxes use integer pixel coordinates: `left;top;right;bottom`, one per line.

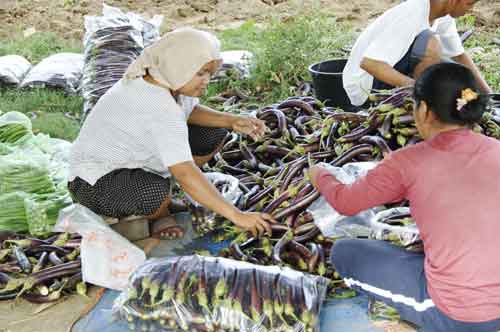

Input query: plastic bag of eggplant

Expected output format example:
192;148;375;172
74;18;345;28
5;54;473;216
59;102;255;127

19;53;84;94
114;255;329;332
0;55;32;86
185;172;244;235
81;3;162;118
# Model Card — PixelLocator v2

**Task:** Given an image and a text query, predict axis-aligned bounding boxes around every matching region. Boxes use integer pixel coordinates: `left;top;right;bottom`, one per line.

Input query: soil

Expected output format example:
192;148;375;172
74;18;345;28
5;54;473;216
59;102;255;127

0;286;99;332
0;0;498;41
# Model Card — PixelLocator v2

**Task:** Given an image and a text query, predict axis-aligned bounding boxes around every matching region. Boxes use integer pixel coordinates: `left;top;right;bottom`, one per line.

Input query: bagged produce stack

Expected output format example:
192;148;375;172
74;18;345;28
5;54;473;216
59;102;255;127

81;4;162;119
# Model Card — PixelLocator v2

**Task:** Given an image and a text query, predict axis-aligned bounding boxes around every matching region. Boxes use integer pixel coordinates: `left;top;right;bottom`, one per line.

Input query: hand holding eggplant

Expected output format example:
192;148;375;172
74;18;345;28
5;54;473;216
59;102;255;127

231;116;268;141
231;211;276;237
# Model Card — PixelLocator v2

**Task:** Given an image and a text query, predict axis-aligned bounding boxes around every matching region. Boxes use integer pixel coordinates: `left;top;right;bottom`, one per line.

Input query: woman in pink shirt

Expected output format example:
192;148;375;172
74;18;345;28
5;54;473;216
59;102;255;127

309;63;500;332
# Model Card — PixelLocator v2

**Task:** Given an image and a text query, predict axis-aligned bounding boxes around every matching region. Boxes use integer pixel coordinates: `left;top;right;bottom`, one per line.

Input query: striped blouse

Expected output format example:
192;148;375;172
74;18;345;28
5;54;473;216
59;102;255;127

69;78;198;185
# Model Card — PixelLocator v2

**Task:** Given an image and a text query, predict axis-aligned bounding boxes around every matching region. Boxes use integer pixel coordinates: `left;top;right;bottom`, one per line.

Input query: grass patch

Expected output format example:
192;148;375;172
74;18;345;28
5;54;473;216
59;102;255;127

218;20;261;51
457;15;500;92
208;12;498;107
31;112;81;141
0;32;83;64
0;88;82;141
463;28;500;92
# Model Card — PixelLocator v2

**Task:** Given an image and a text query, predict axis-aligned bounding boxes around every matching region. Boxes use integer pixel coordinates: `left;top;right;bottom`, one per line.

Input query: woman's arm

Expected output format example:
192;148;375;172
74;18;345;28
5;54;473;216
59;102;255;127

361;57;415;88
309;155;407;216
452;53;492;94
188;104;239;128
169;160;274;236
188;104;268;140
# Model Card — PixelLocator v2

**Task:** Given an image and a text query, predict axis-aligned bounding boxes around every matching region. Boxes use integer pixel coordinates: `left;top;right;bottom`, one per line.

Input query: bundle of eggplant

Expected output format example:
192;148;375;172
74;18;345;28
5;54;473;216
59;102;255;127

0;231;85;302
191;87;500;278
81;25;144;117
114;255;328;332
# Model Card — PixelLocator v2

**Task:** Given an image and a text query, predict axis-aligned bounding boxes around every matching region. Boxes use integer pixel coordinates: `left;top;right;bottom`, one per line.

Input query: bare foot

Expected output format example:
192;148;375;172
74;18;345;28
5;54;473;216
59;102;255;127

150;216;185;240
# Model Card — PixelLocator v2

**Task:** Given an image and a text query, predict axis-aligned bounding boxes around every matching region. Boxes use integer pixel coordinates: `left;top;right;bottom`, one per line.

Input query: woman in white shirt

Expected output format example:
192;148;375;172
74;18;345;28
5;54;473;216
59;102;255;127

343;0;491;107
68;28;275;239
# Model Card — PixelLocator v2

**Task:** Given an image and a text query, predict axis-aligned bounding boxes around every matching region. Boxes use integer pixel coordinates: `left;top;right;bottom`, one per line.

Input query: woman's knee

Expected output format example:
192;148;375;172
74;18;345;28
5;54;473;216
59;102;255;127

330;239;361;276
424;35;442;61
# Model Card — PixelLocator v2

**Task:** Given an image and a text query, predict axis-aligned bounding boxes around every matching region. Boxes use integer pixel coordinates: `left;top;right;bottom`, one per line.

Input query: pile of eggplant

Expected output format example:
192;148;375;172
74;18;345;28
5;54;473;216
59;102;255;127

195;87;500;278
116;255;328;332
0;231;85;302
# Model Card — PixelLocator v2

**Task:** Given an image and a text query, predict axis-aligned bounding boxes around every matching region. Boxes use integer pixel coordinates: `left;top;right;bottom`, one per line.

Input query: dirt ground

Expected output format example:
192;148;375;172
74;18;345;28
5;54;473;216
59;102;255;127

0;0;498;41
0;286;100;332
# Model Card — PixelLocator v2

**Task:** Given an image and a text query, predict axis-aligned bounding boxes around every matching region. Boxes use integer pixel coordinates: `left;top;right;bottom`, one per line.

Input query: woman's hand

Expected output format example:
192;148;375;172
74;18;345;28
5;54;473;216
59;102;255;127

170;161;276;237
231;116;268;141
231;211;276;237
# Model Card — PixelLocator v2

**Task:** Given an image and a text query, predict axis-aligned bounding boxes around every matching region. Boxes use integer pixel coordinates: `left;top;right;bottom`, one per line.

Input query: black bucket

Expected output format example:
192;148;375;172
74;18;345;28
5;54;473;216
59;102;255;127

309;59;352;110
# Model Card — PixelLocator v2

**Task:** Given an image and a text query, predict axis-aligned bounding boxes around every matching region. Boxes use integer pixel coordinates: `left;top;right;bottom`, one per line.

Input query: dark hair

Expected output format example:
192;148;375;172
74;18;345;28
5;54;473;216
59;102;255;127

413;62;488;125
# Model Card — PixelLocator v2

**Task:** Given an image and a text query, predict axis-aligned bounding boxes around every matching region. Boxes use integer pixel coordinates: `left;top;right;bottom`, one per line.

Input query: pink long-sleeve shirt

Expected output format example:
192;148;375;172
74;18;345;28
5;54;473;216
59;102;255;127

315;128;500;322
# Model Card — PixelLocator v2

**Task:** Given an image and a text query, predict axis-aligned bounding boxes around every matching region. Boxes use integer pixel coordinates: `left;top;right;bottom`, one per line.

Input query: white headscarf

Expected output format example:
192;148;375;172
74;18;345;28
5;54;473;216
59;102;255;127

124;27;221;90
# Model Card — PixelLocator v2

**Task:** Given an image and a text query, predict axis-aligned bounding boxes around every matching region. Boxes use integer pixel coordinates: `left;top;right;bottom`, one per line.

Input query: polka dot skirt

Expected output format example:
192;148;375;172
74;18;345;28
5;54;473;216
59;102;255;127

188;125;228;156
68;169;171;218
68;125;229;218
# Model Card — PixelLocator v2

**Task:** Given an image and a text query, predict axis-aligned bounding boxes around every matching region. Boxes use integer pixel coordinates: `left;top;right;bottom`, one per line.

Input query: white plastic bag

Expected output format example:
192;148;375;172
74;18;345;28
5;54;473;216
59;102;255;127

184;172;243;236
106;3;163;47
309;162;421;244
20;53;84;94
185;172;243;207
0;55;32;86
54;204;146;290
309;162;380;238
369;207;420;246
85;3;163;47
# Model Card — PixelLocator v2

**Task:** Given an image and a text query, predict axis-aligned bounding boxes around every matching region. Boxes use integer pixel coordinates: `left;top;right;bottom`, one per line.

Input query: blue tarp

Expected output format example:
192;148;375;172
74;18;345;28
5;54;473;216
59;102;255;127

73;213;413;332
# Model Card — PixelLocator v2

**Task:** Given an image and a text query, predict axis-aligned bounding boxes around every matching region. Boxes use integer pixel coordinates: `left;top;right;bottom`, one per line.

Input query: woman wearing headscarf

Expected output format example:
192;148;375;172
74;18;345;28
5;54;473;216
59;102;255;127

68;28;274;239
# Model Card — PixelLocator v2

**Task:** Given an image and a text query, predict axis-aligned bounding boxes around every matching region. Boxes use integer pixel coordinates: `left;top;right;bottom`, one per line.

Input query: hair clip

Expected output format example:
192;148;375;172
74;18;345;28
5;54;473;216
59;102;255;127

456;88;479;112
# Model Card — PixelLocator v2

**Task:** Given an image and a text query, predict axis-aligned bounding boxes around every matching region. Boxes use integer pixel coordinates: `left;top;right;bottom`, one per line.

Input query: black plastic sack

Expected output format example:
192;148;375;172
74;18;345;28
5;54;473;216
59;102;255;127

81;4;162;118
19;53;84;94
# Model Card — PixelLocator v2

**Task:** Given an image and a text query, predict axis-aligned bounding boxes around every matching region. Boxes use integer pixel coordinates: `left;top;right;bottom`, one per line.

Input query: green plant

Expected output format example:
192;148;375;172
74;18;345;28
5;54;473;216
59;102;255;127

206;13;355;106
63;0;78;7
218;20;261;52
456;14;477;30
250;14;354;100
463;28;500;92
